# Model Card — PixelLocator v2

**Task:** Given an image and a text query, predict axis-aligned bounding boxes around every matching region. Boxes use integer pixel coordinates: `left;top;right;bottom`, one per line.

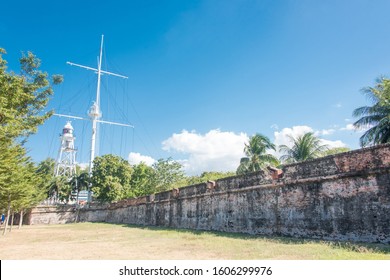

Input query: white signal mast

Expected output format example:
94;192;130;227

55;35;133;202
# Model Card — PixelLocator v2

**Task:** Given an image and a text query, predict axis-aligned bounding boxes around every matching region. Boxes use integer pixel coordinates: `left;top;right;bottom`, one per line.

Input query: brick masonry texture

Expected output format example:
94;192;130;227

28;144;390;243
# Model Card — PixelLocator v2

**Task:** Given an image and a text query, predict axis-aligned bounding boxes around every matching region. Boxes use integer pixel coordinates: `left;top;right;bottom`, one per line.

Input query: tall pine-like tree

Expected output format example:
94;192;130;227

0;48;62;232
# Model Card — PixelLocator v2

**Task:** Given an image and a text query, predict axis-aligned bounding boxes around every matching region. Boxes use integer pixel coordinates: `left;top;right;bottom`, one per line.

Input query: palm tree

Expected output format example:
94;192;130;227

279;132;328;163
353;77;390;147
69;170;90;200
237;133;279;174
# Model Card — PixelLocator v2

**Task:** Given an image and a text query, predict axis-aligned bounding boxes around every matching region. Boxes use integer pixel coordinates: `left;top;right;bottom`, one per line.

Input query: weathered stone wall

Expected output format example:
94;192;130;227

29;144;390;243
26;204;111;225
27;205;78;225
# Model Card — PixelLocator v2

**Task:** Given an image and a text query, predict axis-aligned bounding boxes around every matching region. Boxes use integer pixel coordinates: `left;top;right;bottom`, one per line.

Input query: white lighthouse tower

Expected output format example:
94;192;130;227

55;121;77;178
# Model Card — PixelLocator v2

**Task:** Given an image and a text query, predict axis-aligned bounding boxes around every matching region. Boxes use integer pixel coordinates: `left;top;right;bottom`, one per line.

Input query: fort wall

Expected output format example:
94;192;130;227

28;144;390;243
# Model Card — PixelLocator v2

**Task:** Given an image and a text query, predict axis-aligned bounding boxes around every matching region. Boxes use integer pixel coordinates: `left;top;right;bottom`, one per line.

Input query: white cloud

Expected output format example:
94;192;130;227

319;129;336;136
340;123;370;132
333;103;342;108
340;124;356;131
162;129;248;175
128;152;156;166
320;139;347;148
340;123;374;133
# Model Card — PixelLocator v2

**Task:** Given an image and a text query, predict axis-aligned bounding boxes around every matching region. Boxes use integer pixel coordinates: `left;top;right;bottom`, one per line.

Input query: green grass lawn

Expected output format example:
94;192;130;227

0;222;389;260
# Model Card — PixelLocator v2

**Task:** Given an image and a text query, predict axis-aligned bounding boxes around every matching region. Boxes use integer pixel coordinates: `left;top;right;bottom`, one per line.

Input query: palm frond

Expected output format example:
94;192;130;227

278;132;327;163
353;77;390;146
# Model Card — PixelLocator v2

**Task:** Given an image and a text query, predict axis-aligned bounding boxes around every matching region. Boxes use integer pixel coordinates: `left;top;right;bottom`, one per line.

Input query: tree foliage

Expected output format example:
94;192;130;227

279;132;329;163
0;49;61;143
321;147;350;157
236;133;279;175
353;77;390;147
0;142;46;234
186;171;235;185
150;158;186;192
73;170;90;193
35;158;90;204
130;162;155;197
0;49;61;232
36;157;55;197
89;156;188;202
49;176;74;203
91;154;133;202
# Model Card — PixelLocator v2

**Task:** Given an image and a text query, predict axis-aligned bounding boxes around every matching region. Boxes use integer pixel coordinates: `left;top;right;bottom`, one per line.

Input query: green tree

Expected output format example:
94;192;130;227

236;157;251;175
0;49;62;143
353;77;390;147
151;158;186;192
236;133;279;175
0;49;62;233
321;147;350;157
73;169;90;193
91;154;133;202
11;161;46;228
48;176;73;203
36;157;71;203
36;159;89;203
0;143;25;234
279;132;329;163
186;171;235;185
36;157;56;198
130;163;155;197
0;143;45;234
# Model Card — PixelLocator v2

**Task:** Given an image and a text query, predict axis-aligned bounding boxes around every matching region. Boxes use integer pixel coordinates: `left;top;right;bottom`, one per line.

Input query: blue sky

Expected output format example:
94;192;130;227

2;0;390;175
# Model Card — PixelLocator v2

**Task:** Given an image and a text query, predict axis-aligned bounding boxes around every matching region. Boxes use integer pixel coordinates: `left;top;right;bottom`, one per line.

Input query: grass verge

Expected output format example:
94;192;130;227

0;222;389;260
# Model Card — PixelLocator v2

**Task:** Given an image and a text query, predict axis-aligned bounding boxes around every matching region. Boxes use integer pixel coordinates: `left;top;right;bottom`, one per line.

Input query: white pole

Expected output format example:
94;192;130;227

87;35;104;202
88;116;97;202
96;34;104;107
55;142;63;176
91;35;104;169
89;115;97;176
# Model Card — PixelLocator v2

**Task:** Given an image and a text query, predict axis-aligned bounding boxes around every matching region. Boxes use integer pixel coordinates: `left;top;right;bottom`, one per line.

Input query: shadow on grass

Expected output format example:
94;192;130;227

90;222;390;255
